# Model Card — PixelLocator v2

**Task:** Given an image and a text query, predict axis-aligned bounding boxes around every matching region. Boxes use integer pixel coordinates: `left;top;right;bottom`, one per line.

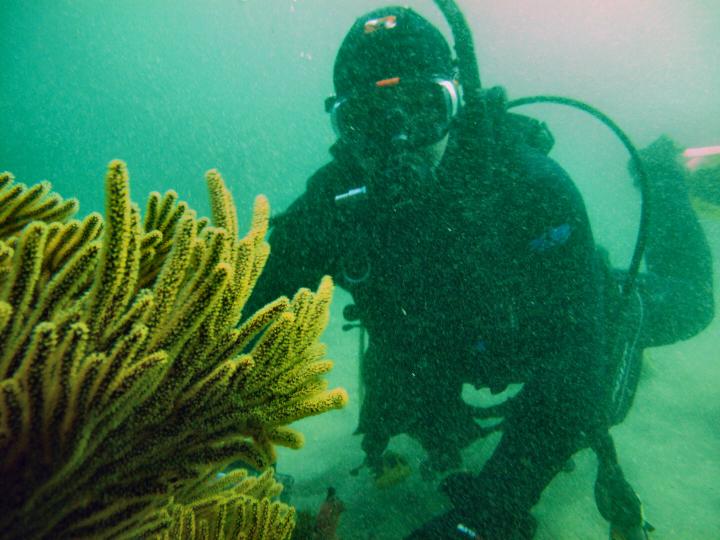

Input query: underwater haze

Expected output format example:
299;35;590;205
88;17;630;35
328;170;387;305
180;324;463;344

2;1;718;538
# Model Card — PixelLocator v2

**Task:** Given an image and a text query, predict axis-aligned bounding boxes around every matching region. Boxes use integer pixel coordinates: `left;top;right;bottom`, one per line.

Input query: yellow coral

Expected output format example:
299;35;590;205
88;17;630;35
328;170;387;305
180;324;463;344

0;161;347;539
0;171;78;237
157;470;295;540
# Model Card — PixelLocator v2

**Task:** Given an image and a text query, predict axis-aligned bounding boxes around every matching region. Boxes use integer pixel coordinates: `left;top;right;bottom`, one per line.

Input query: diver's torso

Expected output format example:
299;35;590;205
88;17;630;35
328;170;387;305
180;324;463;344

327;157;545;387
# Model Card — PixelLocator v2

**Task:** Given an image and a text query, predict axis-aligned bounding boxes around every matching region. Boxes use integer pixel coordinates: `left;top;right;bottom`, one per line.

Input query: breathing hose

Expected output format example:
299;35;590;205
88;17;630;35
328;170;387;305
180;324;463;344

506;96;650;298
432;0;650;301
432;0;483;109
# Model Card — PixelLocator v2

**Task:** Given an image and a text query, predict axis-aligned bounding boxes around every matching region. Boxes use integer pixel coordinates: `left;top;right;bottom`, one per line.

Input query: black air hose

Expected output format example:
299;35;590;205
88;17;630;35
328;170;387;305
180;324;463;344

507;95;650;299
432;1;649;300
432;0;483;106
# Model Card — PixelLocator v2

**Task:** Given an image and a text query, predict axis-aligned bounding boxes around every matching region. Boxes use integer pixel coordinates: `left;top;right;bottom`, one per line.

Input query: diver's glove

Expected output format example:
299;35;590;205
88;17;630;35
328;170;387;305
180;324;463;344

404;507;537;540
405;471;536;539
595;462;654;540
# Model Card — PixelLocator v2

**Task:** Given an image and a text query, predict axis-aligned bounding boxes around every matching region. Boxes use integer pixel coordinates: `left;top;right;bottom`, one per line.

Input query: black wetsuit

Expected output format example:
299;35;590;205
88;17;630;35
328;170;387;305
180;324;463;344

248;107;609;536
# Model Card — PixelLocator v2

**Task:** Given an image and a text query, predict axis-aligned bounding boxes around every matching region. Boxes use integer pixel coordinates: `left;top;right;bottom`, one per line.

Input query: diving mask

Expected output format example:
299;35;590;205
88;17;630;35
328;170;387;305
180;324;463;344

326;77;460;152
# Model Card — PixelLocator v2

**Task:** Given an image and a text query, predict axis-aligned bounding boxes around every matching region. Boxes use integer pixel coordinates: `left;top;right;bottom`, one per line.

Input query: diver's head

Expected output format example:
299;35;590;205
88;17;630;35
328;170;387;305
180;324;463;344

326;7;459;172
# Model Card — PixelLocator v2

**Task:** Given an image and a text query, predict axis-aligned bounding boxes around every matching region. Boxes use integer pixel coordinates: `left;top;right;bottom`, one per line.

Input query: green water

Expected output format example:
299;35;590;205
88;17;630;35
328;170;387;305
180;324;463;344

2;1;718;538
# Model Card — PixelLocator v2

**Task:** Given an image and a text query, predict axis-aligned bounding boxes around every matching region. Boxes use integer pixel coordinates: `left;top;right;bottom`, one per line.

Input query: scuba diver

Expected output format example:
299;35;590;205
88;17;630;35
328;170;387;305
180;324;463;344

248;5;610;538
246;1;715;538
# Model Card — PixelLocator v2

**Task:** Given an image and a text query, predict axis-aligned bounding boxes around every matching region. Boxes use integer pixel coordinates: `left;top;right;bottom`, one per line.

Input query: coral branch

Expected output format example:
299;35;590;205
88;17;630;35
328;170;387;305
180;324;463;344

0;162;346;539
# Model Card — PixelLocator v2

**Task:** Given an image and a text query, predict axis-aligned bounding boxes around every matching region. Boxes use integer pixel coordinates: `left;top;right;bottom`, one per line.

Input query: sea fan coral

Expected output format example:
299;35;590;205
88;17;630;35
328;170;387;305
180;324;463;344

0;161;347;539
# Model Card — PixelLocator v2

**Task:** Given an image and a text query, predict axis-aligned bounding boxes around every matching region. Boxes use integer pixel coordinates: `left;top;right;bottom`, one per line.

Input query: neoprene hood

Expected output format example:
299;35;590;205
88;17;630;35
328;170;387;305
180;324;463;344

333;7;454;96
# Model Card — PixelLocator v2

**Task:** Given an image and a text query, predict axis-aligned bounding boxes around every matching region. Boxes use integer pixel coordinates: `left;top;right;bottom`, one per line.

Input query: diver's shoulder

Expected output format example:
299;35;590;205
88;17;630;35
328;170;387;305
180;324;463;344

307;160;340;190
515;145;570;186
513;145;585;206
305;158;353;197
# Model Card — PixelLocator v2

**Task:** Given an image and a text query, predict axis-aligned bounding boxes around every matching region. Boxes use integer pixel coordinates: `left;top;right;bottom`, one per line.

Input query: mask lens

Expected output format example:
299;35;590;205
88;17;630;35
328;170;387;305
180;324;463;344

404;81;454;145
332;79;456;149
334;91;396;142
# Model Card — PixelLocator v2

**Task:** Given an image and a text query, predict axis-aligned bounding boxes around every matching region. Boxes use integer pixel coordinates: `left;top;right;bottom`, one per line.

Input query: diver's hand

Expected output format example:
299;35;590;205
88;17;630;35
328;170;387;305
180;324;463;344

629;135;685;188
639;135;682;171
629;135;691;211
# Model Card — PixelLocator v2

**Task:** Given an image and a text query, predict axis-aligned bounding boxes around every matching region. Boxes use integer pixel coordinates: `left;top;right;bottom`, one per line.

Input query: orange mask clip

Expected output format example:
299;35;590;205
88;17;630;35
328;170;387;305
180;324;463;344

375;77;401;88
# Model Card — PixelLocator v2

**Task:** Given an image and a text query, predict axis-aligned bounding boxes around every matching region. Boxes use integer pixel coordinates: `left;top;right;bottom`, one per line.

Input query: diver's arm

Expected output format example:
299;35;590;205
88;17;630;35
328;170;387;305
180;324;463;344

243;169;337;318
635;136;714;346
